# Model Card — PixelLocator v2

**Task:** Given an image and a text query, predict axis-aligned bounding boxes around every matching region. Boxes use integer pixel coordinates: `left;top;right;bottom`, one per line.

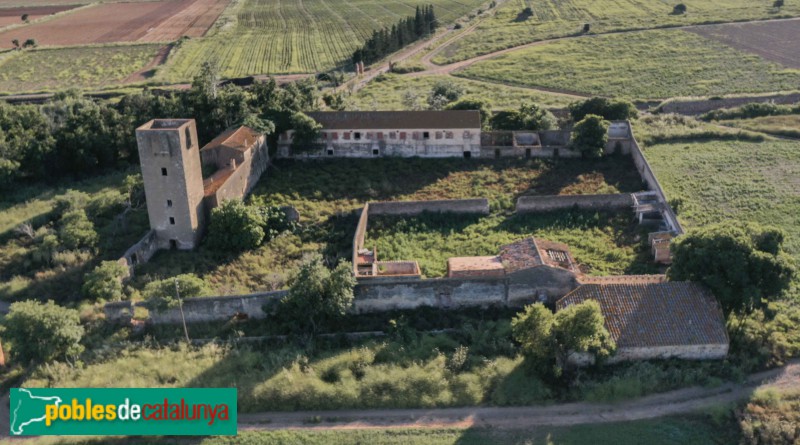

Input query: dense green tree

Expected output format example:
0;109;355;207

143;273;211;311
668;224;795;317
446;98;492;129
491;103;557;131
2;300;84;364
289;112;322;149
512;301;614;378
427;80;463;110
82;260;128;301
568;97;638;122
205;199;265;252
276;254;356;336
58;209;98;250
571;114;609;158
353;7;438;65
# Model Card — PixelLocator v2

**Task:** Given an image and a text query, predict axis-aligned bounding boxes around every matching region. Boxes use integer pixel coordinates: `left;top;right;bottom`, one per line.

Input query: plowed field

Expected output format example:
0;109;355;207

0;5;75;28
0;0;229;48
688;19;800;69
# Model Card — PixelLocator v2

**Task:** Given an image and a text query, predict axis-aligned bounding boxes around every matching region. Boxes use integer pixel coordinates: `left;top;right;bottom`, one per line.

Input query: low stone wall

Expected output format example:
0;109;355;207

539;130;571;146
354;277;508;312
516;194;633;213
146;291;287;325
657;93;800;115
368;199;490;216
569;343;729;366
118;230;160;279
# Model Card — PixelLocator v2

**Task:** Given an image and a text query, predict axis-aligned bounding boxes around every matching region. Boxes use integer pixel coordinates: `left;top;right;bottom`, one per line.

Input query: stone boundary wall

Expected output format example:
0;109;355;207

516;194;633;213
628;121;684;234
352;203;370;273
117;230;160;279
657;93;800;115
368;199;490;216
569;343;729;366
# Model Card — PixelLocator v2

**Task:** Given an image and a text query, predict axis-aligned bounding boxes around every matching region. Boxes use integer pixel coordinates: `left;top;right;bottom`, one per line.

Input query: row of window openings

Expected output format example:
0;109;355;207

326;148;473;158
316;131;463;141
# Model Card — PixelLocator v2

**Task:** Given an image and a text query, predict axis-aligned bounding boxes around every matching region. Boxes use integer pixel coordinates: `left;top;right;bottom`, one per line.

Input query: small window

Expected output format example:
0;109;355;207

399;132;406;140
445;131;454;139
389;132;396;140
435;131;443;140
169;217;175;225
372;149;380;156
494;149;501;159
343;132;351;140
525;148;532;158
169;239;177;250
463;151;472;159
184;127;192;149
422;131;430;140
166;199;173;208
161;167;167;176
354;132;362;140
327;149;334;156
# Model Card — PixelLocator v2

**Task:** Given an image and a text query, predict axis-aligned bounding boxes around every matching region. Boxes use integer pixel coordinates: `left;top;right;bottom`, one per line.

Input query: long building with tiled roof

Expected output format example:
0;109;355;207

557;282;729;364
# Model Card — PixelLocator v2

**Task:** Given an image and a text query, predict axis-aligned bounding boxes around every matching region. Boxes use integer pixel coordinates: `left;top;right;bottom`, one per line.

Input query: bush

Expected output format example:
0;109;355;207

205;200;265;253
701;101;800;121
2;300;84;364
738;389;800;445
143;273;211;311
571;114;609;158
583;23;591;33
569;97;638;121
82;260;127;301
773;0;784;7
673;3;687;14
58;209;98;250
490;103;557;131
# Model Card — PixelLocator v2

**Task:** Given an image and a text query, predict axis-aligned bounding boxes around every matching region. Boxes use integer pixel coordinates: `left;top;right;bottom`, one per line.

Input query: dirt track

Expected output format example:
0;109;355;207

239;361;800;431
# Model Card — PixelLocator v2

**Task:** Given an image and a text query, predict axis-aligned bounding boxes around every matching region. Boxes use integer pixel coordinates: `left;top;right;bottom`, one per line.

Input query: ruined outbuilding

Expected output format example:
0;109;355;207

557;282;729;364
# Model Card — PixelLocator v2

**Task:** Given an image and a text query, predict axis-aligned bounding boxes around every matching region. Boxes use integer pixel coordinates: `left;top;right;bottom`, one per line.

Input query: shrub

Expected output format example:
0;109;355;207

205;200;265;252
58;209;98;250
490;103;557;131
289;112;322;149
143;273;211;311
427;80;464;110
773;0;784;7
569;97;638;121
2;300;84;364
738;389;800;445
673;3;687;14
82;260;127;301
571;114;609;158
583;23;591;33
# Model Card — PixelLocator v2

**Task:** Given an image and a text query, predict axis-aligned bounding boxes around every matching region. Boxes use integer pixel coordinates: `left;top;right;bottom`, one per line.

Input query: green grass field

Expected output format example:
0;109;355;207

719;114;800;139
0;44;162;94
26;416;739;444
350;73;574;110
160;0;486;80
455;29;800;100
433;0;800;64
642;135;800;258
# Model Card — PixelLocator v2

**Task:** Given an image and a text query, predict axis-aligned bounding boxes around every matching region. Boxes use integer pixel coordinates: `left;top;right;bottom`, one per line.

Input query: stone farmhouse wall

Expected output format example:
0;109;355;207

354;277;508;312
369;199;490;216
628;123;684;235
516;194;633;213
352;203;370;273
203;136;269;209
657;92;800;115
118;230;160;279
569;343;729;366
278;128;482;158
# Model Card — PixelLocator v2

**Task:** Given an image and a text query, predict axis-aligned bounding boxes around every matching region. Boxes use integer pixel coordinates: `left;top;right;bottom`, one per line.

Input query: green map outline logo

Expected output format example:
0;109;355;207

9;388;237;436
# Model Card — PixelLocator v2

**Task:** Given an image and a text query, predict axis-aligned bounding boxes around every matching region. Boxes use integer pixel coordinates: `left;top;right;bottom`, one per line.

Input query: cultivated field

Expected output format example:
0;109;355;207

644;137;800;258
456;29;800;100
688;19;800;69
433;0;800;64
351;74;575;110
0;5;75;28
0;0;227;48
719;114;800;139
160;0;487;80
0;44;163;93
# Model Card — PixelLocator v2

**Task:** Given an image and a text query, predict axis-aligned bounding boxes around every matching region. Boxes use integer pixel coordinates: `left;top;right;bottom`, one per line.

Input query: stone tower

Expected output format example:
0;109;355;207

136;119;205;250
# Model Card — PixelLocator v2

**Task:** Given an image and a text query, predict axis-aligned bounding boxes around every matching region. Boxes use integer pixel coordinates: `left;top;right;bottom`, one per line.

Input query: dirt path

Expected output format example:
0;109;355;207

124;44;173;84
239;360;800;431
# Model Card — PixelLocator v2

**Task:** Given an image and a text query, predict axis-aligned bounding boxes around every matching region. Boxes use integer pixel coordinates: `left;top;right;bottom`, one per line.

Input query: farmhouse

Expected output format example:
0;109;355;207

557;282;729;364
278;110;483;158
131;119;268;257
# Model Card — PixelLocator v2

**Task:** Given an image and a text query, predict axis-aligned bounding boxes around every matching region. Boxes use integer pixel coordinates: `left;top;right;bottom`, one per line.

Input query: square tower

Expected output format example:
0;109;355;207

136;119;206;249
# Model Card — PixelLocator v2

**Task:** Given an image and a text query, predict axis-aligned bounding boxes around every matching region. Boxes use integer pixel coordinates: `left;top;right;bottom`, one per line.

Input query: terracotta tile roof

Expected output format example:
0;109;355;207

203;167;235;197
448;256;505;272
306;111;481;130
200;126;260;152
556;282;728;348
578;275;667;285
498;237;576;273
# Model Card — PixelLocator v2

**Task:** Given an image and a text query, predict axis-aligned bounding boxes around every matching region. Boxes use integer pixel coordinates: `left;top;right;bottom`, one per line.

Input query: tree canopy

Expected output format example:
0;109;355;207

82;260;128;301
568;97;638;122
205;199;266;253
668;223;795;316
143;273;211;311
571;114;609;158
2;300;84;364
490;103;557;131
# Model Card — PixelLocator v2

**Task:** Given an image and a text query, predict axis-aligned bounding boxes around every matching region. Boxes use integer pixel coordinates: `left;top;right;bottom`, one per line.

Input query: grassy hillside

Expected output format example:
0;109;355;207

433;0;800;64
455;29;800;100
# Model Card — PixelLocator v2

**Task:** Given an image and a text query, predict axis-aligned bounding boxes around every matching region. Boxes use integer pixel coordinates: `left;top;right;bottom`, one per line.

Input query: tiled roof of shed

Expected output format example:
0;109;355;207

201;126;260;152
306;111;481;130
556;282;728;348
448;256;505;272
498;237;576;273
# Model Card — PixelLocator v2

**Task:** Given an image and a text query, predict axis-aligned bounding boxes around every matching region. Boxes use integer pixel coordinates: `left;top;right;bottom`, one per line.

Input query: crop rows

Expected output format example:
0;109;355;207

161;0;485;79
